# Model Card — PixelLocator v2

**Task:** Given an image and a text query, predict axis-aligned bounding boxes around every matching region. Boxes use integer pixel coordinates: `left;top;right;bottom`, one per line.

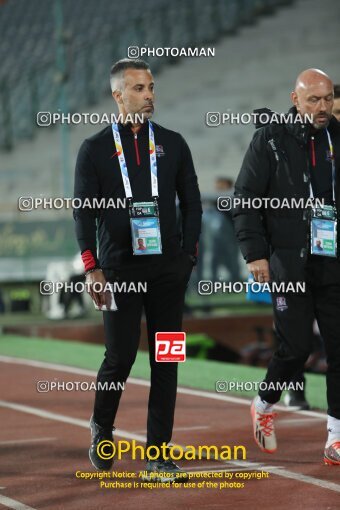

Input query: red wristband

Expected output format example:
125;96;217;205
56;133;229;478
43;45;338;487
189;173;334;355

81;250;97;272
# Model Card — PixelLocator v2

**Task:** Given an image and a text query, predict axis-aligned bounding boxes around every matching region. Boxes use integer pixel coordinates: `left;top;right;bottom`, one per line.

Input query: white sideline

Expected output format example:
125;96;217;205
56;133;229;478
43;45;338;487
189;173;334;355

0;399;339;493
0;355;327;419
0;492;37;510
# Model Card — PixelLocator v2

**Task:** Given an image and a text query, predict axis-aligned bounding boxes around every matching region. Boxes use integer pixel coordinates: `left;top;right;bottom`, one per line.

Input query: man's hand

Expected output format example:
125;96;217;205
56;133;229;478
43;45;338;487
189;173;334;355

85;269;111;309
247;259;270;283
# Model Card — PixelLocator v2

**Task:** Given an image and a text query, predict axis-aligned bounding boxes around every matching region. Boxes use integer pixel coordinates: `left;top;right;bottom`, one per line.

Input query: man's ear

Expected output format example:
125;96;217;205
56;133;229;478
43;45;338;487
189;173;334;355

291;91;299;111
112;90;123;105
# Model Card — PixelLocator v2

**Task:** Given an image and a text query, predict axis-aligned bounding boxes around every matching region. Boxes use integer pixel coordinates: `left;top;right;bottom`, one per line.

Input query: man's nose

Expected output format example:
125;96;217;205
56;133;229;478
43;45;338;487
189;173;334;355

319;98;327;111
144;90;154;102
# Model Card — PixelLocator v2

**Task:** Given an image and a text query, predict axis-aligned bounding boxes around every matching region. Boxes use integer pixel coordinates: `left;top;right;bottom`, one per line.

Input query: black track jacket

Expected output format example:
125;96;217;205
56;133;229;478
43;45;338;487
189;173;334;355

73;121;202;269
233;107;340;282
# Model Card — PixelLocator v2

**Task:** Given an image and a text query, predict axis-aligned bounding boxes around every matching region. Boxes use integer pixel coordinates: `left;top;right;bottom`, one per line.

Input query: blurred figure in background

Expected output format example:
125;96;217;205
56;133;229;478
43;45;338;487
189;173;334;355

0;288;5;313
44;254;87;320
190;177;242;291
211;177;242;283
333;84;340;121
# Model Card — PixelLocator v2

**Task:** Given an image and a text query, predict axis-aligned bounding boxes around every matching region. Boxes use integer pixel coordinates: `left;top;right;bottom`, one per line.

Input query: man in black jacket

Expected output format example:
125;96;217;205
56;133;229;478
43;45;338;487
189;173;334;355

73;59;202;478
333;84;340;122
233;69;340;465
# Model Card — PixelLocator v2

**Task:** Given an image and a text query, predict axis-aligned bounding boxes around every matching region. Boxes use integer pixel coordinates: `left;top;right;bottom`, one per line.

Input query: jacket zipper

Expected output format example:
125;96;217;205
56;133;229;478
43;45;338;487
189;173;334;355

304;141;313;256
310;136;316;167
134;133;141;166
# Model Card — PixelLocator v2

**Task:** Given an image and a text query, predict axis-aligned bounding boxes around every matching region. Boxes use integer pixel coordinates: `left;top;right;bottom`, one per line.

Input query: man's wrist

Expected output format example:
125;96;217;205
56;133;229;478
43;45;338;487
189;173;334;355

85;267;102;277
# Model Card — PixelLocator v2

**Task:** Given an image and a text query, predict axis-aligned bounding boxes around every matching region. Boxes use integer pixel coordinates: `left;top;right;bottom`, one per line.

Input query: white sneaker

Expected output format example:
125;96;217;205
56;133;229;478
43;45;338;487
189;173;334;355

251;398;277;453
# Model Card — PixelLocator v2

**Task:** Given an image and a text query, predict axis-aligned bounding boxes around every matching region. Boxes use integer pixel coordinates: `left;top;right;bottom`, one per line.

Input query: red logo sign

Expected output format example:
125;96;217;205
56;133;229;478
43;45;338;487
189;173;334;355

155;332;186;362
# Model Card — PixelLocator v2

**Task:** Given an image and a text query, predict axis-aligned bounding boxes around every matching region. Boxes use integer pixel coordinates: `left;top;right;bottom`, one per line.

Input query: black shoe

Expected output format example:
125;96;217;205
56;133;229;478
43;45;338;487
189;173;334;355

284;390;310;410
142;456;189;483
89;415;115;471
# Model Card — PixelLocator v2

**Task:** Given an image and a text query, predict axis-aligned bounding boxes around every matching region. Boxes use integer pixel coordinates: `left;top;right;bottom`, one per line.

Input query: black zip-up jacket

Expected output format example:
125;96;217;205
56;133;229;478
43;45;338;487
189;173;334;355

233;106;340;282
73;121;202;269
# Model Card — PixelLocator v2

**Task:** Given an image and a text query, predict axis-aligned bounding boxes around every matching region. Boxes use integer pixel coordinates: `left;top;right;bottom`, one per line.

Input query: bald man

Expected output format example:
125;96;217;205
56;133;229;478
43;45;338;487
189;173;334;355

233;69;340;465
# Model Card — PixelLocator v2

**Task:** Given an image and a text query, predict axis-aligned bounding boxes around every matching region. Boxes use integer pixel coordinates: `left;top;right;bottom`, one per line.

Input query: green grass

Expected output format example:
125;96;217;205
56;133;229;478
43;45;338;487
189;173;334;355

0;289;272;327
0;334;326;411
186;290;273;315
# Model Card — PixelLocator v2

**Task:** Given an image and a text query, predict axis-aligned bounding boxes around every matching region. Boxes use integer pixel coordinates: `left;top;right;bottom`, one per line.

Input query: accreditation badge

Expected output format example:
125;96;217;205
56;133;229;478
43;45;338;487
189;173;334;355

129;201;162;255
310;205;337;257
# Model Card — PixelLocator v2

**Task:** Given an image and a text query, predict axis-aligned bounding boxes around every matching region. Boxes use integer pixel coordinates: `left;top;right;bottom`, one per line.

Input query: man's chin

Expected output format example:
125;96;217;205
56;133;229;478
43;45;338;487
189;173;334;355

135;110;154;123
143;110;154;120
312;119;330;130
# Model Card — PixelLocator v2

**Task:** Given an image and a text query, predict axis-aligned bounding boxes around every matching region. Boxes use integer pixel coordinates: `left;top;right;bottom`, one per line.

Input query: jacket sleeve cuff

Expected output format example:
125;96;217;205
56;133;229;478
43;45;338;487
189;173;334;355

245;252;269;264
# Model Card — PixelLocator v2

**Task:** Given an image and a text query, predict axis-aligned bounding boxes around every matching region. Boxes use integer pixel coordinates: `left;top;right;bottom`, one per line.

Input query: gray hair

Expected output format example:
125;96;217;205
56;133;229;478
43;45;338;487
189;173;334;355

110;58;150;92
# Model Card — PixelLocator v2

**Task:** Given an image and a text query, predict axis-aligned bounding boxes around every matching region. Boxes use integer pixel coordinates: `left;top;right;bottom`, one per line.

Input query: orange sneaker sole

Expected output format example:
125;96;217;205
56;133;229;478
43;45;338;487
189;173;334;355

324;456;340;466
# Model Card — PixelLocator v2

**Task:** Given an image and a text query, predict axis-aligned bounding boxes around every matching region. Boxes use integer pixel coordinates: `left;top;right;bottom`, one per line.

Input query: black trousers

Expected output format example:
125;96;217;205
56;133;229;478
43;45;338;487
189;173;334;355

93;251;193;448
259;255;340;419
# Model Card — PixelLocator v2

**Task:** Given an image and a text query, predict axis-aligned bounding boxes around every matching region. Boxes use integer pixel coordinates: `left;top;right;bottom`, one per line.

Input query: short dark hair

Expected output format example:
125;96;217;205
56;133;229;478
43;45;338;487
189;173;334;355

334;84;340;99
110;58;150;91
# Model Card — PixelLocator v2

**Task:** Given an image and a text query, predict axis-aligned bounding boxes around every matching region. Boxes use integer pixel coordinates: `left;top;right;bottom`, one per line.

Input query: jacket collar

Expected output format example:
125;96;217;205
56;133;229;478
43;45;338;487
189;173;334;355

253;105;340;145
284;106;308;144
285;106;340;144
117;120;149;136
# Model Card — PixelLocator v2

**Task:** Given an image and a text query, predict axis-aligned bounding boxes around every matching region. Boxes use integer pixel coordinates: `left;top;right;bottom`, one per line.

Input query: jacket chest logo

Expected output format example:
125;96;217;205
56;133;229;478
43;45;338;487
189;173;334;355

156;145;165;157
276;296;288;312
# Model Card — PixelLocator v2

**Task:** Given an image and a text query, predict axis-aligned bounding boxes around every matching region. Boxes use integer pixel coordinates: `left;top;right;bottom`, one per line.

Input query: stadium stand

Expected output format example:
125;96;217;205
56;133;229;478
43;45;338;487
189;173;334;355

0;0;291;150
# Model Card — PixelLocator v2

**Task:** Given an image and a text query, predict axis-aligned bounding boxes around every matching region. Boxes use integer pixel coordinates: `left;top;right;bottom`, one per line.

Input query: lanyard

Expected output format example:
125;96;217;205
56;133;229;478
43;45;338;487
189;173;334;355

309;129;336;203
326;129;336;204
111;120;158;199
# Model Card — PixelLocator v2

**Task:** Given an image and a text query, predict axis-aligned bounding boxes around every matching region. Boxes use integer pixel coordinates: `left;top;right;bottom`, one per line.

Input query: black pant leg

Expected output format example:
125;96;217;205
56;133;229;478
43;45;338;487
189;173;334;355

314;284;340;419
143;252;193;448
290;370;306;387
259;290;314;403
93;273;143;428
